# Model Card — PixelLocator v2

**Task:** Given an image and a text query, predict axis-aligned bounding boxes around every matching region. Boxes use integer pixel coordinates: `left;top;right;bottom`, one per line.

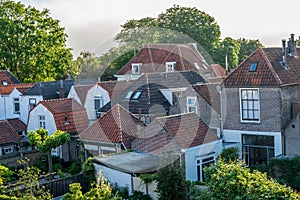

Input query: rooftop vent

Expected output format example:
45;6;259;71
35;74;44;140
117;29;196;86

288;33;297;57
280;39;289;70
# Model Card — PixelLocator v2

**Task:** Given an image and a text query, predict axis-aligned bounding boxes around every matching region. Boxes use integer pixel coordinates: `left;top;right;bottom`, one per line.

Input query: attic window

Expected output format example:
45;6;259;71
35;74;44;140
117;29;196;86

132;91;142;100
166;62;176;72
249;62;258;72
125;91;133;99
132;63;142;75
2;80;7;86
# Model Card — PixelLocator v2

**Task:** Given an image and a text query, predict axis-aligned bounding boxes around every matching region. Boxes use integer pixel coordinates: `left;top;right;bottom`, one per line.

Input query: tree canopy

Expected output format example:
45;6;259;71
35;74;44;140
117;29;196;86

202;159;300;200
0;0;73;82
28;128;70;173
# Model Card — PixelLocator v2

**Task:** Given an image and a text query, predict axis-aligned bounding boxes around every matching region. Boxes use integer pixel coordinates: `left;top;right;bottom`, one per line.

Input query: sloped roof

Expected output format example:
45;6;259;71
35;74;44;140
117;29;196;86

0;118;25;145
0;83;34;95
24;80;74;99
100;70;206;114
0;70;21;86
93;152;167;174
132;113;218;156
191;83;220;114
79;104;144;149
223;48;300;86
37;98;88;134
211;64;226;77
97;80;133;100
116;43;214;76
72;84;94;105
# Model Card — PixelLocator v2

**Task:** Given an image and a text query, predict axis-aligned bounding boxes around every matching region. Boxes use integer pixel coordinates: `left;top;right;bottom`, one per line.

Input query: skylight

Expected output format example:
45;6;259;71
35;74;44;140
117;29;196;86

249;62;258;72
125;91;133;99
132;91;142;100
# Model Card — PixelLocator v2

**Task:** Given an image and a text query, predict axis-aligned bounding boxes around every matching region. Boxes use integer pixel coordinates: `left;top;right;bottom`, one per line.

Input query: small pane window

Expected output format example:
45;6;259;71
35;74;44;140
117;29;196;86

132;63;142;74
39;115;46;129
132;91;142;100
2;80;8;86
240;89;260;121
249;62;258;72
65;114;69;125
29;98;36;109
14;98;20;114
166;62;175;72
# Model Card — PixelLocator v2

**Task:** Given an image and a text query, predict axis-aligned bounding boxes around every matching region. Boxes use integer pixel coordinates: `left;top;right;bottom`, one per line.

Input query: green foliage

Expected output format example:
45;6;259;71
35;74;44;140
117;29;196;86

155;163;187;200
0;0;73;82
28;128;70;173
67;162;81;175
128;191;152;200
237;38;263;63
269;156;300;191
139;173;156;184
53;163;63;172
189;184;211;200
62;171;119;200
81;157;96;189
218;147;239;163
203;159;300;200
0;165;13;185
32;159;48;173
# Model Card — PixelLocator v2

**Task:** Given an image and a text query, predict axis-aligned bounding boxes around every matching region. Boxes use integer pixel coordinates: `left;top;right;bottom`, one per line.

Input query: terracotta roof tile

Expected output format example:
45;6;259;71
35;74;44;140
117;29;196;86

223;48;300;86
132;113;218;155
97;80;133;100
116;44;215;76
72;84;94;105
79;104;145;149
38;98;88;133
0;70;21;86
0;83;34;95
0;118;25;145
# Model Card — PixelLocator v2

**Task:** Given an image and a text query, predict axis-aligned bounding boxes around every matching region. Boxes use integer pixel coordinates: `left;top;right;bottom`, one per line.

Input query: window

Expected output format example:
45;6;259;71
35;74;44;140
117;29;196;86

166;62;176;72
242;134;274;166
94;96;103;118
125;91;133;99
196;156;215;181
14;98;20;114
2;80;7;86
132;63;142;74
29;98;36;110
240;89;260;122
3;147;13;155
186;97;197;113
132;91;142;100
249;62;258;72
39;115;46;129
65;114;69;125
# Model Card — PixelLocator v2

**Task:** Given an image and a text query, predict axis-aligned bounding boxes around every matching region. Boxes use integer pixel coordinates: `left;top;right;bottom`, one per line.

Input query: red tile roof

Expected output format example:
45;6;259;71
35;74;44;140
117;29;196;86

79;104;145;149
0;118;25;145
211;64;226;77
72;84;94;105
0;70;21;86
223;48;300;86
38;98;88;134
116;44;214;76
0;83;34;95
132;113;218;155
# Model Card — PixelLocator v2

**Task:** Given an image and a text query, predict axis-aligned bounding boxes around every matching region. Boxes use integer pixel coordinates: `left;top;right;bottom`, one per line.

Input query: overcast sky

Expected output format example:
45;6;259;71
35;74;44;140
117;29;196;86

19;0;300;57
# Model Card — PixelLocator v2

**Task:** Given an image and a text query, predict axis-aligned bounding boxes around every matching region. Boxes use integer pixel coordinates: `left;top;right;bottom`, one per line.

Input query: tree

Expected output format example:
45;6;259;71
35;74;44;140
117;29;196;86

237;38;263;63
155;162;187;200
0;0;73;82
28;128;70;173
218;147;239;163
203;159;300;199
62;171;119;200
158;5;221;54
213;37;240;70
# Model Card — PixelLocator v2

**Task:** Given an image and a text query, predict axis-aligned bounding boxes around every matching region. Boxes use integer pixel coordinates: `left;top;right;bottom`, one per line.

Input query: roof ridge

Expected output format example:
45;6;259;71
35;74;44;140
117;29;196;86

98;79;133;84
41;97;71;103
156;112;195;120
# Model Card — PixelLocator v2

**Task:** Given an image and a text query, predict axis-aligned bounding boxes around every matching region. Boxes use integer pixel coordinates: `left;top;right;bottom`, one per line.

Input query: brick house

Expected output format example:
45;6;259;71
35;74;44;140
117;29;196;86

222;34;300;165
114;43;225;81
27;98;88;161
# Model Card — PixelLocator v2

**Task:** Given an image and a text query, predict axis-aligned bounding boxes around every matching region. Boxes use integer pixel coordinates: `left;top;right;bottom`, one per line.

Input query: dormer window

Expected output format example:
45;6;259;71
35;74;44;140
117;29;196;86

2;80;7;86
249;62;258;72
132;63;142;75
132;91;142;100
65;114;69;125
166;62;176;72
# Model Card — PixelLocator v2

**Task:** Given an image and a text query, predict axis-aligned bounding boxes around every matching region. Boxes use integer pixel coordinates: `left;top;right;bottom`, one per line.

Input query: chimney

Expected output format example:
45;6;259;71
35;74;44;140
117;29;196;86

58;80;65;98
288;33;297;57
282;39;287;66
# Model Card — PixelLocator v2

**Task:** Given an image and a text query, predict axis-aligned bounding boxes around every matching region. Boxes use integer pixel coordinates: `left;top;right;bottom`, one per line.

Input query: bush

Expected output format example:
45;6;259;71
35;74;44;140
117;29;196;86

218;147;239;162
68;162;81;175
32;160;48;172
129;191;152;200
53;163;63;172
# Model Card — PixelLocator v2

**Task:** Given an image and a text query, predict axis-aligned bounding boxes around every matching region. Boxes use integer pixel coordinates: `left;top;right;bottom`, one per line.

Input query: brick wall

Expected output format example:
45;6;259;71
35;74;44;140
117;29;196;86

223;87;281;132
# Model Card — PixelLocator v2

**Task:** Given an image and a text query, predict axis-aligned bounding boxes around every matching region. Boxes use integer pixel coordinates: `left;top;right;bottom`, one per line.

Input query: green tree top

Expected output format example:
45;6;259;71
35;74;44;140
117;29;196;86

0;0;73;82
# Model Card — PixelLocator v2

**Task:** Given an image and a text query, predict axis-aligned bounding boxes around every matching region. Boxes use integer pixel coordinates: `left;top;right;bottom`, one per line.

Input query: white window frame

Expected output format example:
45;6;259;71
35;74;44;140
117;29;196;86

132;63;142;75
2;80;8;86
239;88;260;123
29;98;36;110
196;155;215;181
166;62;176;72
186;96;197;114
4;147;13;154
39;115;46;129
14;98;20;114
